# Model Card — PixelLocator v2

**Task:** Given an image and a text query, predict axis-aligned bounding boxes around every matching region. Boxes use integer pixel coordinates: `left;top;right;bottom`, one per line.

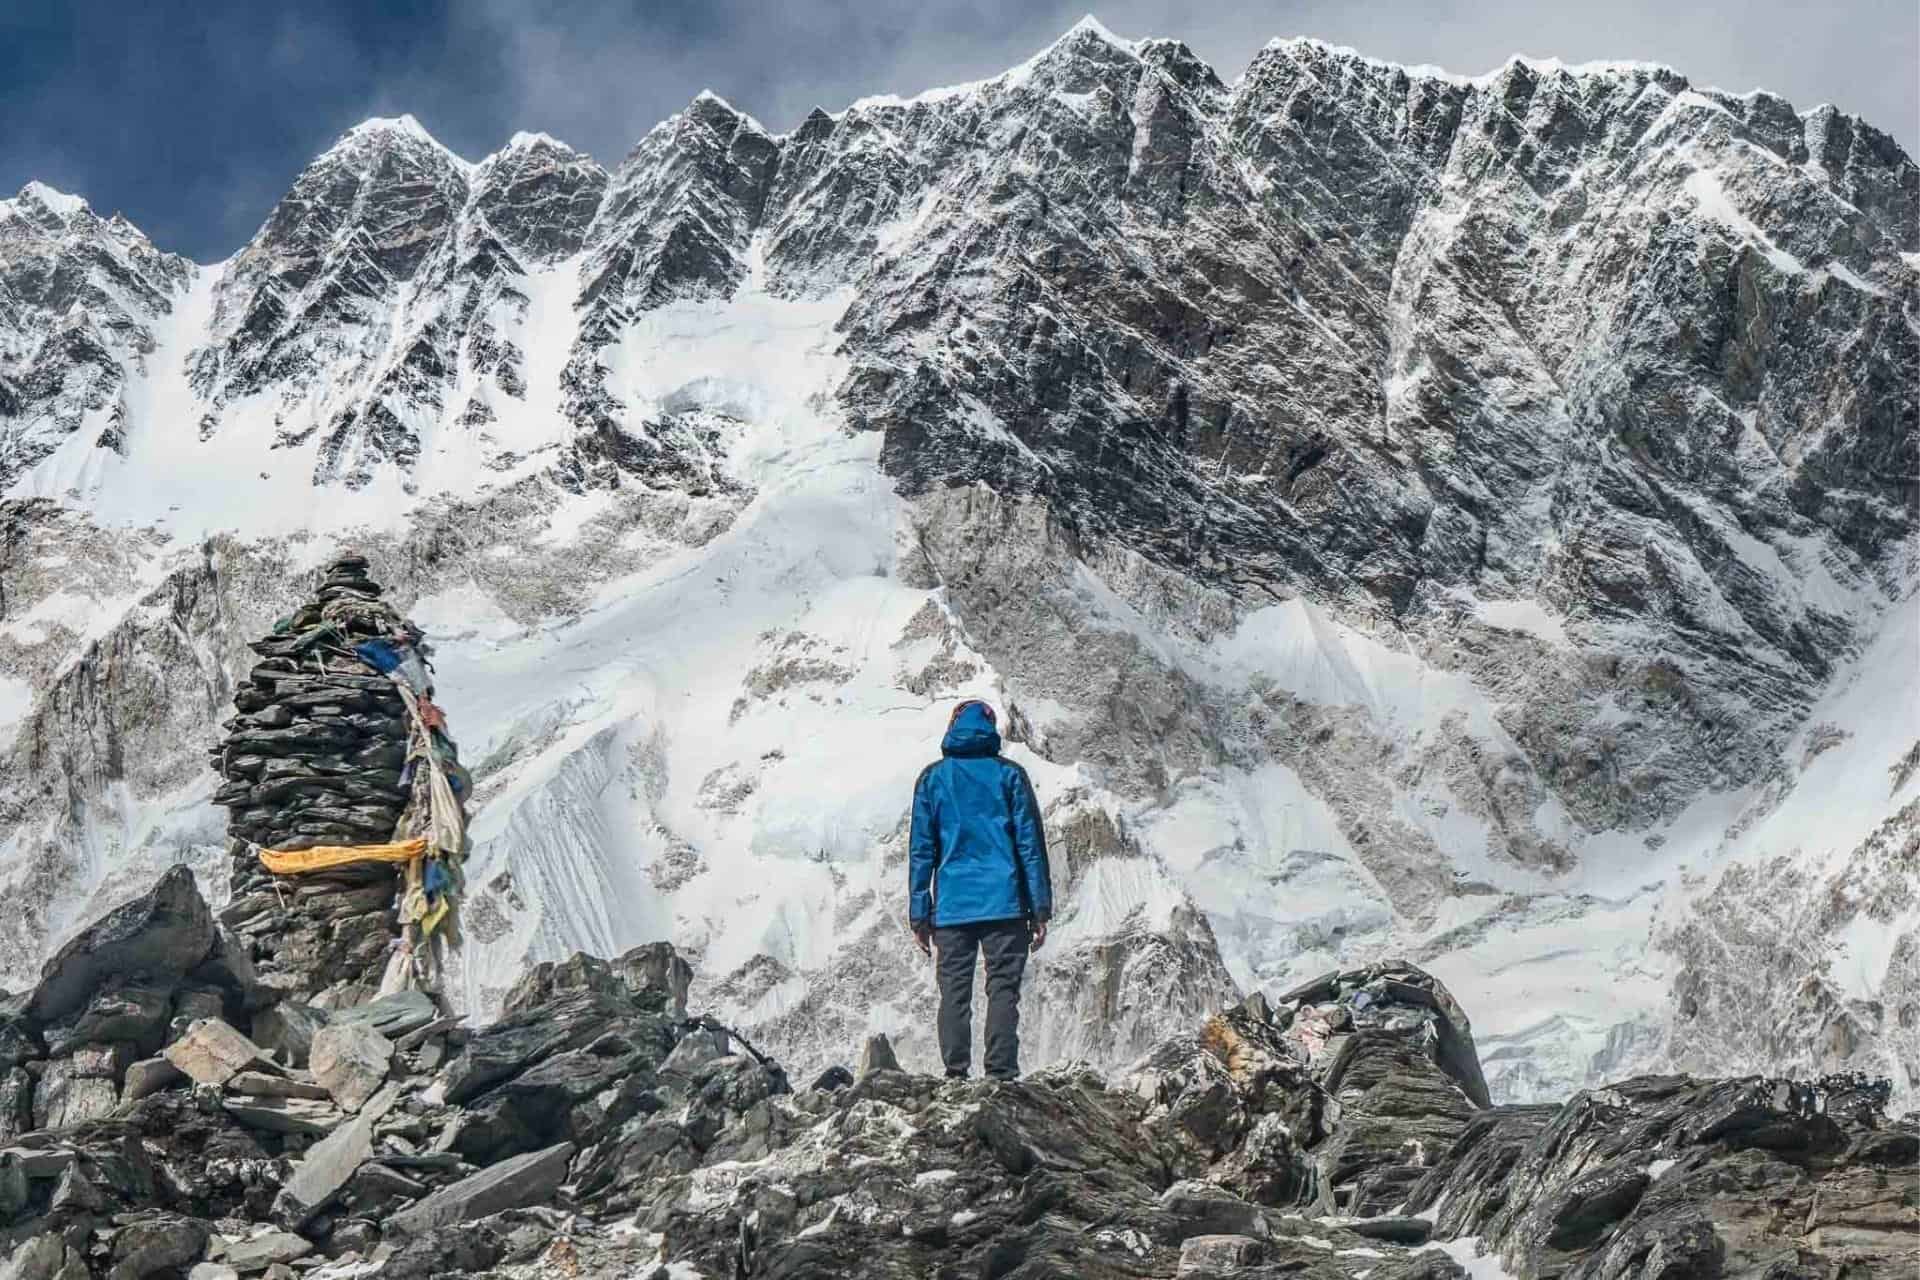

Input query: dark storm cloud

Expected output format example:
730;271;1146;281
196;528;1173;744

3;1;1913;263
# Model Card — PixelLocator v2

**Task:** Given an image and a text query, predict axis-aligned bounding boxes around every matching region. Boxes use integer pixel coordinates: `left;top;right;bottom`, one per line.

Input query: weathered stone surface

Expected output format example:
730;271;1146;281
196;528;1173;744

221;1096;345;1136
0;1069;30;1141
1405;1073;1920;1279
1347;1217;1434;1245
0;1234;91;1280
42;983;173;1057
107;1215;210;1280
0;1023;38;1073
308;1021;392;1111
341;1159;425;1213
613;942;694;1018
226;1071;330;1100
187;1266;239;1280
49;1159;105;1213
807;1065;854;1092
502;954;626;1017
442;990;647;1104
272;1083;397;1228
27;866;215;1024
165;1020;280;1087
167;987;228;1043
249;1003;328;1069
192;927;273;1014
327;991;434;1041
123;1056;187;1101
220;1232;310;1274
385;1141;574;1237
1179;1234;1265;1274
857;1033;902;1077
660;1026;728;1077
0;1152;24;1220
32;1057;119;1129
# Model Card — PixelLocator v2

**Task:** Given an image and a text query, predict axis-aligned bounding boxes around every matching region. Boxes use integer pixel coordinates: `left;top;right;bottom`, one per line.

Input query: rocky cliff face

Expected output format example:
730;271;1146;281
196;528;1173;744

0;19;1914;1105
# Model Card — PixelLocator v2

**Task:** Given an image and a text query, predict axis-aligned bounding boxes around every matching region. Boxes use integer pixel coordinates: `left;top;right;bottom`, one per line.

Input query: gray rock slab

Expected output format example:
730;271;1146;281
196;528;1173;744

308;1022;392;1112
272;1083;397;1229
385;1141;574;1238
165;1020;282;1087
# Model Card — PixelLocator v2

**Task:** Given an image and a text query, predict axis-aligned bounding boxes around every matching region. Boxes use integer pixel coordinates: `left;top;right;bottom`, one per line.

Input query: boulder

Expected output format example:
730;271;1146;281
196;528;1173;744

226;1071;330;1101
250;1003;328;1068
0;1023;39;1073
0;1152;24;1220
327;991;435;1041
165;1020;281;1086
188;1267;240;1280
613;942;693;1017
379;1221;506;1280
192;928;272;1014
49;1161;105;1213
107;1215;210;1280
1178;1234;1266;1275
857;1033;902;1077
343;1161;426;1213
392;1016;461;1051
502;955;625;1017
385;1141;574;1238
1;1147;75;1179
272;1083;398;1229
441;991;638;1104
1347;1216;1435;1245
27;866;215;1024
661;1026;728;1077
123;1056;188;1102
222;1097;345;1136
168;987;229;1044
43;983;173;1057
220;1232;310;1274
32;1057;119;1129
807;1065;855;1092
0;1069;29;1141
1160;1181;1272;1240
0;1234;90;1280
309;1022;393;1111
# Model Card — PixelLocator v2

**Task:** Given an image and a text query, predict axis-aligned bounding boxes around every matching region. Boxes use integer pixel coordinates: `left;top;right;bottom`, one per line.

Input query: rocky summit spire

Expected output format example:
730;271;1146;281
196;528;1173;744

210;553;433;1006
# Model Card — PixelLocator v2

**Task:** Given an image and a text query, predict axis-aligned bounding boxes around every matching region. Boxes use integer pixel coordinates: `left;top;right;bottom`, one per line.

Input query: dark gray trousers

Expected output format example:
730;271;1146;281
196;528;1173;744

934;918;1030;1079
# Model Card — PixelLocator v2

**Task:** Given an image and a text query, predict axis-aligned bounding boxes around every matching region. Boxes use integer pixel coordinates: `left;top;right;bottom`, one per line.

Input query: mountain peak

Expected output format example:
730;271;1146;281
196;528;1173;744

324;113;472;171
506;129;571;152
7;180;89;219
1057;13;1136;52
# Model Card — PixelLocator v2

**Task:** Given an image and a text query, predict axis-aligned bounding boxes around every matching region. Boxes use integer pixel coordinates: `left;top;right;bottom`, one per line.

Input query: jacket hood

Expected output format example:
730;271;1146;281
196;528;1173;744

940;703;1002;758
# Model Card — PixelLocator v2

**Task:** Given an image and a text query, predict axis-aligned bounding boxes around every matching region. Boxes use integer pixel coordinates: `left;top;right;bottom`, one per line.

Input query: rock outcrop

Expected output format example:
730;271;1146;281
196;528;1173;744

1;870;1912;1278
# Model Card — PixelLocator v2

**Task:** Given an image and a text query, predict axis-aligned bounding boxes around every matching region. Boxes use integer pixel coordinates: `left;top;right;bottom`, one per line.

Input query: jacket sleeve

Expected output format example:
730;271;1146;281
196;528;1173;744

908;765;937;925
1008;765;1052;921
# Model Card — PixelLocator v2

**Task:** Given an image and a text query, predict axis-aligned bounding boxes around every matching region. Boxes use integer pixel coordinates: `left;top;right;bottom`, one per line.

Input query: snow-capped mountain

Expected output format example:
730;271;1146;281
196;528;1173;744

1;18;1914;1101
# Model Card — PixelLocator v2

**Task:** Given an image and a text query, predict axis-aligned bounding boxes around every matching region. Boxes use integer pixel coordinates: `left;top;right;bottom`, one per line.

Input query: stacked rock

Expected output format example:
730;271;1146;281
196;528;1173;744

210;553;422;1006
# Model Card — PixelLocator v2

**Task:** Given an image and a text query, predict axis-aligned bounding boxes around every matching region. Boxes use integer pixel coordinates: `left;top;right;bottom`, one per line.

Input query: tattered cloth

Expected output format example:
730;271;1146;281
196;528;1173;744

257;838;429;875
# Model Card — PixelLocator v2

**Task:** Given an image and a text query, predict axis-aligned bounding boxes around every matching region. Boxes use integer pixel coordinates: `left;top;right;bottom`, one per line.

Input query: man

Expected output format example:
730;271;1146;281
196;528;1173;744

908;699;1053;1080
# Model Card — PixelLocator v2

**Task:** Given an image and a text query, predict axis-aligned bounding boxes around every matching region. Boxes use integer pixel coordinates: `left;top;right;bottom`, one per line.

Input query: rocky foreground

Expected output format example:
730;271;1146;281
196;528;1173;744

0;869;1913;1279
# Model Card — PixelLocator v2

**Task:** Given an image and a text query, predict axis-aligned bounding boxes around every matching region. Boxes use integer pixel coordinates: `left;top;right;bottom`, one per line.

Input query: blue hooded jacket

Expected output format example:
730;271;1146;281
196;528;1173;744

908;703;1053;928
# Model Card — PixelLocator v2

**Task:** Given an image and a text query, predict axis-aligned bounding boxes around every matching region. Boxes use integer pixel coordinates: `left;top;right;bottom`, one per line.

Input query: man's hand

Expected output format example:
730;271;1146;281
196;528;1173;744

1030;917;1048;952
912;921;932;957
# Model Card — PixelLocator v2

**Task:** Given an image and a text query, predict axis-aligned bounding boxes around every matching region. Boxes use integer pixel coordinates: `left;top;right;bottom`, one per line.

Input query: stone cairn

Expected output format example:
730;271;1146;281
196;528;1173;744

211;554;430;1009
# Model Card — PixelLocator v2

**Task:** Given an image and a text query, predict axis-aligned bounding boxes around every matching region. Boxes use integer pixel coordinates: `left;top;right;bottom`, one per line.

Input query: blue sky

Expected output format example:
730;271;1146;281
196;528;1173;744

4;0;1914;262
